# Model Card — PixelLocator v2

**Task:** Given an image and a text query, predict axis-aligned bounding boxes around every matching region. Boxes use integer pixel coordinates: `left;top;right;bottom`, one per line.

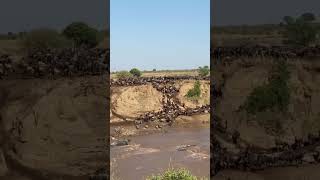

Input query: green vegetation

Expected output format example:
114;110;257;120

198;66;209;77
186;81;201;100
147;168;204;180
300;12;316;22
116;70;133;79
22;28;71;51
283;16;295;25
0;23;108;54
130;68;142;77
62;22;99;47
244;60;290;114
282;14;318;46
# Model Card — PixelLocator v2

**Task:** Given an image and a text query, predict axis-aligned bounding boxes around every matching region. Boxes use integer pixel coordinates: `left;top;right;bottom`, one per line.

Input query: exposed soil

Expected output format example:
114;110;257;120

0;76;108;179
177;80;210;108
111;85;163;119
212;52;320;179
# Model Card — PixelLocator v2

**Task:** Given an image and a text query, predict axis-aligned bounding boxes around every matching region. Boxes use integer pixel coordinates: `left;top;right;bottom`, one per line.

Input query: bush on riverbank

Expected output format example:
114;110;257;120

116;70;133;79
243;60;290;114
186;81;201;100
147;168;202;180
198;66;209;77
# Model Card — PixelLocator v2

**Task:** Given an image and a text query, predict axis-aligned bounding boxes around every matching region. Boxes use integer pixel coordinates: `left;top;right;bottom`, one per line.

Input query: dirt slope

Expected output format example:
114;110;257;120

177;80;210;108
214;59;320;147
213;59;320;179
111;85;163;120
0;76;108;178
110;80;210;124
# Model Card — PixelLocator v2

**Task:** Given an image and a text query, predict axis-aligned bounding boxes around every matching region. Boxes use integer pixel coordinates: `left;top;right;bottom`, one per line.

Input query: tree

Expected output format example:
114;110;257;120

63;22;98;47
283;16;294;24
198;66;209;77
301;12;316;22
129;68;142;77
282;16;318;46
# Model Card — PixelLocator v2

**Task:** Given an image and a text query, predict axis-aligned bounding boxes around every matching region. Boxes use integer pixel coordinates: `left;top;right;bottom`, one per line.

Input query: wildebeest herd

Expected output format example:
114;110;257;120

111;76;209;86
211;45;320;63
111;76;210;128
0;47;109;79
212;123;320;176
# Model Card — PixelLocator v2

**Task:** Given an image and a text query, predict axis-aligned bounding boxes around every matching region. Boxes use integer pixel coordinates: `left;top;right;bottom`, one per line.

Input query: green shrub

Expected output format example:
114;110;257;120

244;60;290;114
283;16;295;24
198;66;209;77
282;16;318;46
147;168;200;180
186;81;201;99
129;68;142;77
300;12;316;22
116;71;132;79
63;22;99;47
22;28;71;51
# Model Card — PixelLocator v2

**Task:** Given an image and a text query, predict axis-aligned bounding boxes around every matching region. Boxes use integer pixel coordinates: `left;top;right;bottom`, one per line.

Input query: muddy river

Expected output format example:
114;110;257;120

216;164;320;180
110;127;210;180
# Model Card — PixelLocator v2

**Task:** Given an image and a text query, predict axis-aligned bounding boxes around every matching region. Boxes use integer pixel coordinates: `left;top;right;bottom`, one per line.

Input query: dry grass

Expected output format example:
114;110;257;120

111;70;201;79
0;39;24;55
211;24;284;47
142;70;198;77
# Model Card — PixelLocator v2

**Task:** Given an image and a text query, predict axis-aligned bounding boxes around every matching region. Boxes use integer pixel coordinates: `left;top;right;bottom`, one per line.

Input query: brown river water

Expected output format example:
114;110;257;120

216;164;320;180
110;127;210;180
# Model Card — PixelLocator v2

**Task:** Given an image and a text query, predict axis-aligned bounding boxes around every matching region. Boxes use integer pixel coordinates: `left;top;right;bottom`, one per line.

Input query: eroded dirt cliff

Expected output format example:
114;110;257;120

110;77;210;129
212;56;320;179
0;76;109;179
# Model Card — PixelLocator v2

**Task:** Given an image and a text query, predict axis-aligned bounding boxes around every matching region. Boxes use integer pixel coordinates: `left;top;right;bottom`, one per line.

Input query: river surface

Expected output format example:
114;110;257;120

110;127;210;180
216;164;320;180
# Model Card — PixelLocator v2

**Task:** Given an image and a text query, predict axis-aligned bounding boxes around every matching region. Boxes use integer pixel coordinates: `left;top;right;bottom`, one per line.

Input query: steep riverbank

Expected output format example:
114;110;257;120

0;76;109;179
111;76;210;127
212;55;320;178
